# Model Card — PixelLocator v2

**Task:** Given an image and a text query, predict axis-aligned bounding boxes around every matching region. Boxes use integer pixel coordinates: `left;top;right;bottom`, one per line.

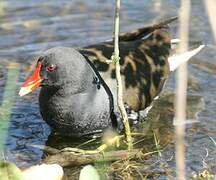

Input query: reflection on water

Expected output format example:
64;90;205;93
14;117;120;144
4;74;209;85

0;0;215;178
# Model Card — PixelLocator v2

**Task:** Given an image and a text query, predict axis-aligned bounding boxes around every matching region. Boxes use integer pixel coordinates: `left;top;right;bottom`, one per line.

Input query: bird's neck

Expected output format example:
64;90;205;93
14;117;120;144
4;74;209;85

58;60;99;96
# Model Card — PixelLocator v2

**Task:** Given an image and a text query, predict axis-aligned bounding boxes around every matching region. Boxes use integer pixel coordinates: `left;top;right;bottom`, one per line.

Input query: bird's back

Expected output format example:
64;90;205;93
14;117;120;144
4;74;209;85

79;18;173;111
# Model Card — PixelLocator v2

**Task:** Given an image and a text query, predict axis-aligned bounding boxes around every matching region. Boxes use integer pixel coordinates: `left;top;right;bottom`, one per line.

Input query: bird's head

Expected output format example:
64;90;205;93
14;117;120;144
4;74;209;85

19;47;92;96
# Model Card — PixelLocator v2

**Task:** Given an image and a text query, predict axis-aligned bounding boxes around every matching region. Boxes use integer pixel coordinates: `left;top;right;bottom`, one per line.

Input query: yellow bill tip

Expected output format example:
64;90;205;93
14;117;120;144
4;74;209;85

19;86;32;97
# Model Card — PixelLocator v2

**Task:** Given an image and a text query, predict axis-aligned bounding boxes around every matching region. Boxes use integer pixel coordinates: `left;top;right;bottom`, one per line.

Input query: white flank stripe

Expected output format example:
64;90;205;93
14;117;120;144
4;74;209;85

171;38;181;44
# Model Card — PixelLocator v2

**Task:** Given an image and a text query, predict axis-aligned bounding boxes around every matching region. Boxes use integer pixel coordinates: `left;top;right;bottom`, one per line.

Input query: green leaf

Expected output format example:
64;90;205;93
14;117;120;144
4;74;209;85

79;165;100;180
0;161;23;180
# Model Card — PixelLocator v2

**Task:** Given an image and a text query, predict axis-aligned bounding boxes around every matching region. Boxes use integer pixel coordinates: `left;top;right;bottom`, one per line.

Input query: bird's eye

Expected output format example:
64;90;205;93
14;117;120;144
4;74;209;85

46;64;56;72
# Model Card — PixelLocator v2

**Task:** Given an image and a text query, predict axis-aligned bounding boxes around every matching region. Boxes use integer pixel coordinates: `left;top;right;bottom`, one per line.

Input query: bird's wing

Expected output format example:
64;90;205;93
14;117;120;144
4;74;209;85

78;17;204;112
79;22;172;111
118;16;177;42
79;16;177;64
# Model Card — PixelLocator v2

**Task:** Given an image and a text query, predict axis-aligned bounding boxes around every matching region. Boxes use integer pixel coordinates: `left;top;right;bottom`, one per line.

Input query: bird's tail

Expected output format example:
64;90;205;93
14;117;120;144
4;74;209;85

168;41;205;71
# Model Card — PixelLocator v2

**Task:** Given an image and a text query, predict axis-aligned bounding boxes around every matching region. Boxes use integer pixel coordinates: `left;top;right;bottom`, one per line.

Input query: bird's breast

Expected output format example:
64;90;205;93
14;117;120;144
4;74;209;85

39;87;113;137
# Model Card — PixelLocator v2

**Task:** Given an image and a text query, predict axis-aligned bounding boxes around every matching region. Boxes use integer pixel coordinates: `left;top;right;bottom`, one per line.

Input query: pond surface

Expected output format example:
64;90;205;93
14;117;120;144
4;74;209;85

0;0;215;179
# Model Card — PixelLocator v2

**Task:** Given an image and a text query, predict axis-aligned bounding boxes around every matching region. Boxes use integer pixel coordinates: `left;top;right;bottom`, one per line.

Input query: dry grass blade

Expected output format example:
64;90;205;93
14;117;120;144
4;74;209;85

208;135;216;147
174;0;190;180
204;0;216;40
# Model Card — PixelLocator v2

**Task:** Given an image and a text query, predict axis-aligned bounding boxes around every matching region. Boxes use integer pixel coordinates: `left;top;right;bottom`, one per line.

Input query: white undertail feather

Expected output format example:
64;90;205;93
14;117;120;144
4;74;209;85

168;43;205;71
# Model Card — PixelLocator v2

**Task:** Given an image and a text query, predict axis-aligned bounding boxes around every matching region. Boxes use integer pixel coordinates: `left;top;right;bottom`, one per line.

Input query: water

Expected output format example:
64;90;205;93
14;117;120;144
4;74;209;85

0;0;215;178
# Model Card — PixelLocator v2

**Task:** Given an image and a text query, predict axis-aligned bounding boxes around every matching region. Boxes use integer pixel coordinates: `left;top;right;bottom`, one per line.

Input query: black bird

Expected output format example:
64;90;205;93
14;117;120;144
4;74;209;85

19;17;204;137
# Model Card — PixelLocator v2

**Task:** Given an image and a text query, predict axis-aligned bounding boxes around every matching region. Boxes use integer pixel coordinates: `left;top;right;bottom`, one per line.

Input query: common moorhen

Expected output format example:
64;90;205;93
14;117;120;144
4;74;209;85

19;17;204;137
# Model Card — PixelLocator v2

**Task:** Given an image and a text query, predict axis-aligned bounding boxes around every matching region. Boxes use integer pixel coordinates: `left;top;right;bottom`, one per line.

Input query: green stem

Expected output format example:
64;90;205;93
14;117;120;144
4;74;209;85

113;0;132;150
0;63;20;154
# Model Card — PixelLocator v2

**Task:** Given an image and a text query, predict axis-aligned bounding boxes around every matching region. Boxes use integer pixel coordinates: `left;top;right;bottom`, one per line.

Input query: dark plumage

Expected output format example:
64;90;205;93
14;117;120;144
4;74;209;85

80;27;171;111
19;17;176;137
